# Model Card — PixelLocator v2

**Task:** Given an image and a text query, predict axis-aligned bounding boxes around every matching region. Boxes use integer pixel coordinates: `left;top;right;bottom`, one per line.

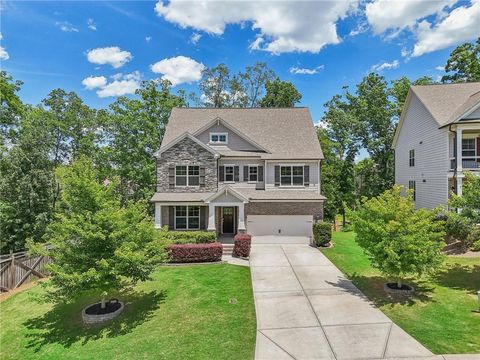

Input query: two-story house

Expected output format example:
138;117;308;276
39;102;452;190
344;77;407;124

151;107;325;240
393;82;480;209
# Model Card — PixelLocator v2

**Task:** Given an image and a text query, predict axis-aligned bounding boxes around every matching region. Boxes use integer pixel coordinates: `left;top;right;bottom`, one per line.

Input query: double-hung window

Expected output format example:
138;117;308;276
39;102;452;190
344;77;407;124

280;165;303;186
409;149;415;167
408;180;416;201
175;206;200;230
176;165;199;187
248;166;258;182
210;133;228;144
462;138;476;157
224;165;234;182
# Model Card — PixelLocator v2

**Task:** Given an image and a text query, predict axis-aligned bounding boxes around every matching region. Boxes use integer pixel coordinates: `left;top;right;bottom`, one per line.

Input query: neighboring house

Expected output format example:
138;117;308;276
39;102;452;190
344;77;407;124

393;82;480;209
151;107;325;238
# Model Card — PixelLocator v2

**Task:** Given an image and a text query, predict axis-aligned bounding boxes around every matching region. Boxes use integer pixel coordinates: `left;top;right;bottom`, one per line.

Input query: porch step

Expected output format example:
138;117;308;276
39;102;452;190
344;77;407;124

222;244;234;255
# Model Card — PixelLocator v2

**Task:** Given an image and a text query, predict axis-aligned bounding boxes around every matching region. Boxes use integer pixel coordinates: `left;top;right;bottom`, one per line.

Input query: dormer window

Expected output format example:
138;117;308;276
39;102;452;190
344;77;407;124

210;133;228;144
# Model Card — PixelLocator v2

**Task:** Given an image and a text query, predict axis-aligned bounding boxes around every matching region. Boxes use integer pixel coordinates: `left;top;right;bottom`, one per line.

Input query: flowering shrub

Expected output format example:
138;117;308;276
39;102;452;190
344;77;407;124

168;242;223;263
233;234;251;258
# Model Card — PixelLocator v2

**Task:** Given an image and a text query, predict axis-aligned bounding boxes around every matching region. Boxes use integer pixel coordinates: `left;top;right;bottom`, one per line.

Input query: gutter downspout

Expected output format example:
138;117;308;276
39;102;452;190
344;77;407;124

448;124;457;196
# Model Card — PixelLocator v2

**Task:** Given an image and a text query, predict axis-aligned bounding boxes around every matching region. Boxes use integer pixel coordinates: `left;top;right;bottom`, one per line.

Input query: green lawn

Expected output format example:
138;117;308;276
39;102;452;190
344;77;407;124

0;264;256;360
322;231;480;354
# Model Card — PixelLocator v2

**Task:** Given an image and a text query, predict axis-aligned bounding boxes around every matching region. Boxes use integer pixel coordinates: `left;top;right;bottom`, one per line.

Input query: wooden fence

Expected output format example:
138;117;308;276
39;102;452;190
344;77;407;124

0;250;51;292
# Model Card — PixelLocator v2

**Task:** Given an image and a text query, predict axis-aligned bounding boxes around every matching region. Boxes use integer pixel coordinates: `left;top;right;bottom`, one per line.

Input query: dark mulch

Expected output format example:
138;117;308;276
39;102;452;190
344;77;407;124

85;300;121;315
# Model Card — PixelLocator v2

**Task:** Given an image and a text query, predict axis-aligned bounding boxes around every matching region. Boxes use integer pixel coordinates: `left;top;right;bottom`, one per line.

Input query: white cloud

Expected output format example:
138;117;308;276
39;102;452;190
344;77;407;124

56;21;79;32
154;0;359;54
400;47;410;57
150;56;205;86
190;32;202;44
82;75;107;90
365;0;455;35
412;0;480;57
145;36;152;42
87;18;97;31
435;65;445;71
86;46;132;68
0;33;8;60
349;22;367;37
289;65;324;75
82;72;141;98
371;59;399;72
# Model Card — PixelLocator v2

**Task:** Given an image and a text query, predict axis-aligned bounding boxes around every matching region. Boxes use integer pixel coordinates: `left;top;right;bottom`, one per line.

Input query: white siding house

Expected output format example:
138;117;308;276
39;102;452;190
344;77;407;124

393;82;480;209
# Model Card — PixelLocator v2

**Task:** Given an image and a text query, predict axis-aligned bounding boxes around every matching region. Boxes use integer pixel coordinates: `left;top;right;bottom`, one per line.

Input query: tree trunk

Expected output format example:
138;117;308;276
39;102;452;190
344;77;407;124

397;279;403;289
101;296;106;309
342;211;346;227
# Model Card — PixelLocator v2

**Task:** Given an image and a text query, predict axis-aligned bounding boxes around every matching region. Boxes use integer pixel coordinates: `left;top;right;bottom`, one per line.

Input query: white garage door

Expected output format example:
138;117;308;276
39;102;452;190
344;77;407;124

247;215;313;237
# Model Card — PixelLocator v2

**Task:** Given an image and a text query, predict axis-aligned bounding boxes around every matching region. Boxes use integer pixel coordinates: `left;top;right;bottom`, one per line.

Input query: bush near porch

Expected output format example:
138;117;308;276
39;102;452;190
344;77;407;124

233;234;251;258
157;227;217;244
168;242;223;263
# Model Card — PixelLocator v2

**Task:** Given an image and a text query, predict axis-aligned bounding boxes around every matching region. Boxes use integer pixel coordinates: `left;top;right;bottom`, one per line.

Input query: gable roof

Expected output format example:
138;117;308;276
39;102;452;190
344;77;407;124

154;132;219;158
160;108;323;160
410;82;480;127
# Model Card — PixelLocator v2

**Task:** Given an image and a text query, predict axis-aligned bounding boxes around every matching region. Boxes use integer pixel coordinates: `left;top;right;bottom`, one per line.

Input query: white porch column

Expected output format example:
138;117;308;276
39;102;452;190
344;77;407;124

238;203;246;232
207;203;216;231
456;128;463;173
154;203;162;229
457;176;463;197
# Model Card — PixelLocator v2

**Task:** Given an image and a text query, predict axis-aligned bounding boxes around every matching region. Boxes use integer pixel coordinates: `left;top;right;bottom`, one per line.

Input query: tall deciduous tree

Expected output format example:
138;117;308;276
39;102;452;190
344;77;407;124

199;63;233;108
352;186;445;289
390;76;435;118
0;71;24;146
238;62;276;107
442;37;480;83
104;79;185;204
30;157;163;304
260;79;302;108
0;108;55;253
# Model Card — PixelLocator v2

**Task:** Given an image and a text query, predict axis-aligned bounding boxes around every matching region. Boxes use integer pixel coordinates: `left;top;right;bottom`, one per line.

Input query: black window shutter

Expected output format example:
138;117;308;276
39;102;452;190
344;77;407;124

304;165;310;187
199;166;206;187
274;165;280;186
258;166;264;182
200;206;206;229
168;206;174;230
234;166;239;182
219;166;224;182
169;166;175;188
243;166;249;181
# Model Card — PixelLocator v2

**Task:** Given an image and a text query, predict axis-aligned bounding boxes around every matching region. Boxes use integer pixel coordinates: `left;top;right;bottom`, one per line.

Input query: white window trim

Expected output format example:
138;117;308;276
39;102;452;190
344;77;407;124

175;165;200;188
409;149;415;167
248;165;259;183
210;132;228;144
461;137;477;157
223;164;235;183
174;205;200;230
280;165;304;187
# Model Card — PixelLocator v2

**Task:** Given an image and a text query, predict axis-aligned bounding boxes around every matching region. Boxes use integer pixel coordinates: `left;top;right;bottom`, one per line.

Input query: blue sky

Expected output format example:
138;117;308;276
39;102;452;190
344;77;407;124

1;0;479;122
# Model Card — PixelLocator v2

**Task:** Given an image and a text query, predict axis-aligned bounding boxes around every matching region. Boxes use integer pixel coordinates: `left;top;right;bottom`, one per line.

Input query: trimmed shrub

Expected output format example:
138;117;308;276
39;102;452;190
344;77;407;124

158;227;217;244
445;212;472;241
233;234;251;258
468;226;480;251
313;221;332;247
168;242;223;263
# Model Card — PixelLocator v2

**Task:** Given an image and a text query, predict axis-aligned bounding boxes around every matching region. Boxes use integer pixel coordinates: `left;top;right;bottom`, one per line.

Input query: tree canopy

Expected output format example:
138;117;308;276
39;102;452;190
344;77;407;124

442;37;480;83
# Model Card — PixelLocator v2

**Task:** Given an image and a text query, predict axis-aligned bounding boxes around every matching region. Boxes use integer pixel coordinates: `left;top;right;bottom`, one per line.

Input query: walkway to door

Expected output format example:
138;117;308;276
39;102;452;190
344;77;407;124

250;243;435;360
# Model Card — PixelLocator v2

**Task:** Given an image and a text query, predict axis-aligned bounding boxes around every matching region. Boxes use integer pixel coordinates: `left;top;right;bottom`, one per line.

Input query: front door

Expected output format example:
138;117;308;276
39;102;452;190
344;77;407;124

222;207;235;234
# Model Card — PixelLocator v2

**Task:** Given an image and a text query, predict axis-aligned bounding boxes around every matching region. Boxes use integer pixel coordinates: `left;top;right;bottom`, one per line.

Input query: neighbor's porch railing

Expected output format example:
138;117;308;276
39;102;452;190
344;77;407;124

450;156;480;171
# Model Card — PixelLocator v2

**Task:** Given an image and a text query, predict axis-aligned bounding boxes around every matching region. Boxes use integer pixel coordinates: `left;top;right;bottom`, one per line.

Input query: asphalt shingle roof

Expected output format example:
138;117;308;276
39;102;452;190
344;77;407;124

411;82;480;127
161;107;323;160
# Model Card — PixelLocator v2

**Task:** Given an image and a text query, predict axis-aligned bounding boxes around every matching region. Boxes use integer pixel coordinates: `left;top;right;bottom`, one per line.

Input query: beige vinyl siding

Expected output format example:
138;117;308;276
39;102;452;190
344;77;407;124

195;123;260;151
218;159;265;189
265;161;320;191
395;94;450;209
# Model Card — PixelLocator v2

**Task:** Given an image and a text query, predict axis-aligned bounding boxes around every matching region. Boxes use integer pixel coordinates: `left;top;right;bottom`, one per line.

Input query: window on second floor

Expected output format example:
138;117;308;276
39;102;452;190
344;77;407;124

210;133;228;144
248;165;258;182
175;165;199;187
462;138;476;157
280;165;303;186
409;149;415;167
408;180;416;201
224;165;234;182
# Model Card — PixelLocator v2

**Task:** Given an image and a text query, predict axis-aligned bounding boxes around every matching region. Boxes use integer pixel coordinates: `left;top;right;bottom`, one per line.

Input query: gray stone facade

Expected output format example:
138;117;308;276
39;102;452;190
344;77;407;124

156;137;217;193
245;202;324;221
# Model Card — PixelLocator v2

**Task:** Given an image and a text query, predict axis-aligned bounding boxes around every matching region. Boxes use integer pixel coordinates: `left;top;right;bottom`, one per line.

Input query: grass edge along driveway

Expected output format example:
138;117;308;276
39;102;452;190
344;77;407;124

322;230;480;354
0;263;256;360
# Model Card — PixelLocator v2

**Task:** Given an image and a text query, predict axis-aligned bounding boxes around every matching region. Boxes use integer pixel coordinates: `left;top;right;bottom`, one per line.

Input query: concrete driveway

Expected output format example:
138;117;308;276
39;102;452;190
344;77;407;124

250;243;435;360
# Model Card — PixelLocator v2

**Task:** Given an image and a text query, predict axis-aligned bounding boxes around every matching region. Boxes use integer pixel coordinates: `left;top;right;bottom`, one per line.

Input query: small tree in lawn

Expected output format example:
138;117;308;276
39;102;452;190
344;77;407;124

450;172;480;224
351;186;445;290
29;157;163;307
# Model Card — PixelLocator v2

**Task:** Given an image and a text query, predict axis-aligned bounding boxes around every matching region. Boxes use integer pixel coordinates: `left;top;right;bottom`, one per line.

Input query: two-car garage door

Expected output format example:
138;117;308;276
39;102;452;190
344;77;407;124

247;215;313;237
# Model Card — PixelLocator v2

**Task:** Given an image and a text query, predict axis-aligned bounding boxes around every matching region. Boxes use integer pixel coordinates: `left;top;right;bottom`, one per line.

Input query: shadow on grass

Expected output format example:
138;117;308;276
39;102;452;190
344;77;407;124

432;263;480;294
23;289;166;352
327;274;435;307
